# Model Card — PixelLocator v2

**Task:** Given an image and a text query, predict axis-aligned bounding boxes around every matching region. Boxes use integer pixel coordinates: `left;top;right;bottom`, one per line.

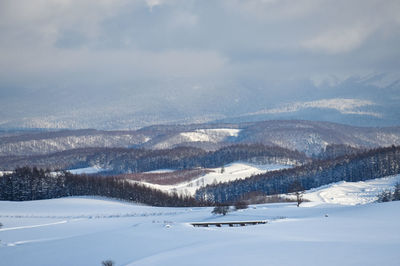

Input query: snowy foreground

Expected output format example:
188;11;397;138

1;176;400;266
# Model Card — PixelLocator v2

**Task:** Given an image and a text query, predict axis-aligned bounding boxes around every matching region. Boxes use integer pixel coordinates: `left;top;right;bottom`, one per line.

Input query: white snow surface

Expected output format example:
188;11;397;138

67;166;107;175
144;169;175;174
1;194;400;266
180;128;241;142
137;162;289;196
153;128;241;149
0;171;12;177
302;174;400;205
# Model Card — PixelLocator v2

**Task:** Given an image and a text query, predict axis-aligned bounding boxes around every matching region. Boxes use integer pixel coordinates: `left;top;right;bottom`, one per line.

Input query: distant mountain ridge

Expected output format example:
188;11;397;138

0;120;400;157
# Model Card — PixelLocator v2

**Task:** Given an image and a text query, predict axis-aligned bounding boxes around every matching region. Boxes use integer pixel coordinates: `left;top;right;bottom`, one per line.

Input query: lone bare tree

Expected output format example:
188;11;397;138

234;201;248;210
212;205;230;215
289;180;304;207
102;260;115;266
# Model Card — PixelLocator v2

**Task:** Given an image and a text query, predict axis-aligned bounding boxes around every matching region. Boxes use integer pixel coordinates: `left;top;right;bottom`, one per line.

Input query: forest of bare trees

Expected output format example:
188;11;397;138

196;146;400;203
1;146;400;207
0;144;309;173
0;167;205;207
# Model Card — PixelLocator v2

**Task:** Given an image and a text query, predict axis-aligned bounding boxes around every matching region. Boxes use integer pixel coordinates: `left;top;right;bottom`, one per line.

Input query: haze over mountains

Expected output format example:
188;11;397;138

1;77;399;129
1;0;400;130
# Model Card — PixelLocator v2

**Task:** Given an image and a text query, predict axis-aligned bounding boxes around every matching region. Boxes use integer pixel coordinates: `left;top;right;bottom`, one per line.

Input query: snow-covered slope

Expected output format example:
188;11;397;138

135;162;289;195
180;129;240;142
152;128;241;149
303;174;400;205
67;166;108;175
0;171;12;177
0;196;399;266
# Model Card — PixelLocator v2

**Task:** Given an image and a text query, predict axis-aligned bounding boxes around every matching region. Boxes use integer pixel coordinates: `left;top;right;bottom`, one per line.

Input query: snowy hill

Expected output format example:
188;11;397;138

152;128;241;149
135;162;290;196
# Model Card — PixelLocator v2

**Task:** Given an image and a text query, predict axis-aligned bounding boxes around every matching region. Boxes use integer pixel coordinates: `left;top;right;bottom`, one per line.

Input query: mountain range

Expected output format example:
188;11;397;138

1;120;400;158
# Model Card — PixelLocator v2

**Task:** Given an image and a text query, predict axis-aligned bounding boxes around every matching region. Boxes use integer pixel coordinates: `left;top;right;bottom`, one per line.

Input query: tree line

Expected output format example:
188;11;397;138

196;145;400;203
0;144;309;174
2;146;400;207
0;167;205;207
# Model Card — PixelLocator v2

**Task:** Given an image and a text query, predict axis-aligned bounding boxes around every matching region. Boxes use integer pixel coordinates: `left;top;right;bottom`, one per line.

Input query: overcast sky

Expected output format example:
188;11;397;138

1;0;400;128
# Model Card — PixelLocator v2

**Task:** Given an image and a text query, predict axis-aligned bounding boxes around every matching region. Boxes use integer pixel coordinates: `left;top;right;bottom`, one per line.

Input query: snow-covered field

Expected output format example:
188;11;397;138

137;162;289;195
144;169;176;174
1;176;400;266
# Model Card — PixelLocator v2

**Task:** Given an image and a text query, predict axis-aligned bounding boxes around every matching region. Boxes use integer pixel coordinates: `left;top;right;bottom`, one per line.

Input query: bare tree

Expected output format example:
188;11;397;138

101;260;115;266
234;201;248;210
212;205;230;215
378;190;393;202
221;165;225;174
289;180;304;207
394;183;400;201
